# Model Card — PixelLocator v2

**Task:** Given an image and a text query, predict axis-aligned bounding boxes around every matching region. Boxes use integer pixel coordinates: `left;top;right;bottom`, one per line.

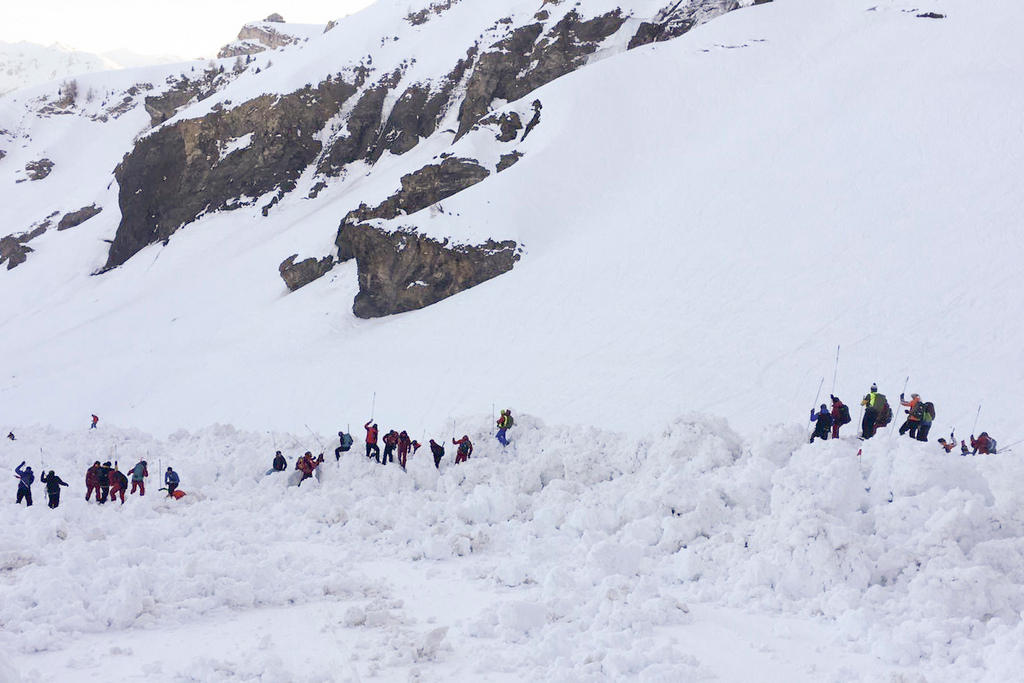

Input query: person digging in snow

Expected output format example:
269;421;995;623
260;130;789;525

41;470;69;509
364;421;380;461
109;464;128;504
429;439;445;469
453;435;473;464
129;460;148;496
829;395;850;439
14;462;34;506
85;461;103;501
164;467;180;497
809;404;832;443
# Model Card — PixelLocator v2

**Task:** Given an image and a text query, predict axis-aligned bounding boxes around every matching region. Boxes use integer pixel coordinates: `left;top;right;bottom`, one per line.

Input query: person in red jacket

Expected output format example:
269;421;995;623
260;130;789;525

453;435;473;464
828;396;848;439
397;431;412;469
85;461;103;501
970;432;997;454
364;421;380;461
382;430;399;465
296;452;317;484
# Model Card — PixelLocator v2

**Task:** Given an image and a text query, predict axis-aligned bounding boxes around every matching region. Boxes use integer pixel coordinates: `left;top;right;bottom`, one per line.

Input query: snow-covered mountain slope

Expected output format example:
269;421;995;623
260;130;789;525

2;420;1023;681
0;41;180;96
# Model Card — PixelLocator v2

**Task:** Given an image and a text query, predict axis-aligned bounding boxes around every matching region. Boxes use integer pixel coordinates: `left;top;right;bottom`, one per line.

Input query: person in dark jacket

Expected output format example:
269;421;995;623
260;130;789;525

364;421;380;461
14;462;34;506
429;439;445;469
97;461;112;503
971;432;997;454
109;465;128;504
41;471;69;508
272;451;287;472
6;432;14;441
809;404;833;443
382;430;399;465
164;467;180;496
860;384;881;439
828;395;848;439
85;461;103;501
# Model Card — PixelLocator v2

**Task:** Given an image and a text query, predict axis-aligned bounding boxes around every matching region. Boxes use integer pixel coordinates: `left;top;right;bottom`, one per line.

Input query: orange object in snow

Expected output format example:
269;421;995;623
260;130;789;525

171;490;186;499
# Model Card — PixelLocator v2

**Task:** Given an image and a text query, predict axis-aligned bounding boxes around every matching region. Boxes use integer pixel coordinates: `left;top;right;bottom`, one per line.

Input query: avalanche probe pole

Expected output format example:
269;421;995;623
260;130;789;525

370;392;376;421
831;345;840;395
890;376;909;436
811;377;824;410
972;403;982;435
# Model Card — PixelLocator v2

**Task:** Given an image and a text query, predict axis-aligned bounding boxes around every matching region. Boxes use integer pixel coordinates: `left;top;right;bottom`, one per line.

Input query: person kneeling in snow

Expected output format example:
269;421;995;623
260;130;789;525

809;404;832;443
272;450;287;472
164;467;180;497
429;439;445;469
971;432;997;454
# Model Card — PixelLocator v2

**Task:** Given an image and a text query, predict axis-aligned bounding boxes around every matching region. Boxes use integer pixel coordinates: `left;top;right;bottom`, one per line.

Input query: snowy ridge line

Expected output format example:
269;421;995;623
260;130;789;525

3;415;1024;679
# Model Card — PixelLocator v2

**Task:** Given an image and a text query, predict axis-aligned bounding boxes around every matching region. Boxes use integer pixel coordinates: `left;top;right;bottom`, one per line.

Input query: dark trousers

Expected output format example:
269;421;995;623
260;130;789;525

810;424;830;443
98;485;109;504
167;483;178;496
48;492;60;509
16;486;32;506
898;419;919;438
862;408;878;439
433;453;443;469
365;443;380;460
335;446;344;460
382;444;395;464
916;424;932;441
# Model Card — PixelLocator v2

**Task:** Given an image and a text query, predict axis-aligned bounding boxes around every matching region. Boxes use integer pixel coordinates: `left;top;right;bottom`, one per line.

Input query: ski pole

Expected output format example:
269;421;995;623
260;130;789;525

972;404;982;435
831;345;840;394
370;392;376;421
811;377;824;409
890;376;910;436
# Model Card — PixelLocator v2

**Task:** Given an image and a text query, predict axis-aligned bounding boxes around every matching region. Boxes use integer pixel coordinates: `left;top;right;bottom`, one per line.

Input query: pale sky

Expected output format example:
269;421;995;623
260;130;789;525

0;1;376;59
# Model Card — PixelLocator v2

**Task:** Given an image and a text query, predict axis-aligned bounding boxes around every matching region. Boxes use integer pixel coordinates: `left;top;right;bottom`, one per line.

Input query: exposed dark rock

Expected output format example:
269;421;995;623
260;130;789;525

628;1;740;50
105;78;358;271
339;224;518;318
0;226;46;270
916;12;945;19
265;13;285;22
337;157;491;254
57;204;102;231
317;74;398;175
0;150;5;161
455;10;626;140
406;0;461;26
521;100;542;140
483;112;523;142
25;158;54;180
535;11;550;21
496;151;523;172
279;254;335;291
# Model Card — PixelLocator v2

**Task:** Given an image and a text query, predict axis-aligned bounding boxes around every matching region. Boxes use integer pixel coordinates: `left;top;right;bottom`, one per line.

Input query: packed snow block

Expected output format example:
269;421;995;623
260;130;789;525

104;78;358;271
340;223;518;318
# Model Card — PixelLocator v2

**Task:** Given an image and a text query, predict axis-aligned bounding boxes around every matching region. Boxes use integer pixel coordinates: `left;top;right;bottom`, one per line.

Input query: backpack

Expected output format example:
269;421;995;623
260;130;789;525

875;394;892;427
837;403;851;425
340;433;353;450
458;440;471;456
505;414;514;428
923;402;935;420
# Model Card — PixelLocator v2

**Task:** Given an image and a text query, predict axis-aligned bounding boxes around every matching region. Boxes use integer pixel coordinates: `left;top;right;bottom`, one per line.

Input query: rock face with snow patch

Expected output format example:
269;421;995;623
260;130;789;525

57;204;102;231
341;225;519;318
279;254;335;291
105;78;359;271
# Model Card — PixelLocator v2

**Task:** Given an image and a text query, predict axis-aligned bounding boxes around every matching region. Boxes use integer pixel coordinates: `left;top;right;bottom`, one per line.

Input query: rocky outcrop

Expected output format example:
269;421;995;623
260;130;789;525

105;77;358;271
0;222;48;270
455;9;626;140
339;224;519;318
144;67;242;127
24;158;54;180
406;0;462;26
57;204;102;231
218;20;304;58
279;254;334;291
628;0;746;49
335;157;491;261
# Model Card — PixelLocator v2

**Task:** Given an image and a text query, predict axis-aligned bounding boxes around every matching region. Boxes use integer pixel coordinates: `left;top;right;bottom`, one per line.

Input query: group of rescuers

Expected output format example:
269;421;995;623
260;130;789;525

809;384;998;455
270;409;517;485
13;458;181;508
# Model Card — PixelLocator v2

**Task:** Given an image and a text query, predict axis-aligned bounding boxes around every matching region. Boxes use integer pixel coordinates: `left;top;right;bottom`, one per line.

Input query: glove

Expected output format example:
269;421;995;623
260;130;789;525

830;394;837;402
900;393;905;400
810;409;815;419
905;410;910;414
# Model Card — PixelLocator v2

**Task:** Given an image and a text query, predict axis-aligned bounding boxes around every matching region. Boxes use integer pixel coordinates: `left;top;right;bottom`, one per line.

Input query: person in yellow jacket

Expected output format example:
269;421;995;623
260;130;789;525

860;383;881;439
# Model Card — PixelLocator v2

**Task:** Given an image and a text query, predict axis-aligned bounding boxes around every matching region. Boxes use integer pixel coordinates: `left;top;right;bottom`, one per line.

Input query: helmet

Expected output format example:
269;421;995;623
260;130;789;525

870;383;877;392
911;393;920;398
166;467;173;471
820;404;827;410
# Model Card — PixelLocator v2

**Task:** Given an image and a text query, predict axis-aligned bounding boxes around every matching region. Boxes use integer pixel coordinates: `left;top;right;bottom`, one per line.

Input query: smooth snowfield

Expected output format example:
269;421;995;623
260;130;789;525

0;0;1019;443
3;420;1023;681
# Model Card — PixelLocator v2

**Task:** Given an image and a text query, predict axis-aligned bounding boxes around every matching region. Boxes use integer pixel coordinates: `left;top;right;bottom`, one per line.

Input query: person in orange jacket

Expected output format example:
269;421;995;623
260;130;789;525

898;393;922;438
453;435;473;464
397;431;412;469
971;432;997;454
364;421;380;461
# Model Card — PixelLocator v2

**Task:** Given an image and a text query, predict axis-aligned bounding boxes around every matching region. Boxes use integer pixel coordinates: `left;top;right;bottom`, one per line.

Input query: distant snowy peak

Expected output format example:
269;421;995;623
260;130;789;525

0;41;181;96
217;15;326;59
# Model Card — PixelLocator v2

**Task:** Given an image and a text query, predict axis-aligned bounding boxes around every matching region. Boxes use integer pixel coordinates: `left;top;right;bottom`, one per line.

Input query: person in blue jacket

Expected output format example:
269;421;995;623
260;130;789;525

164;467;180;497
809;404;833;443
14;462;34;506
